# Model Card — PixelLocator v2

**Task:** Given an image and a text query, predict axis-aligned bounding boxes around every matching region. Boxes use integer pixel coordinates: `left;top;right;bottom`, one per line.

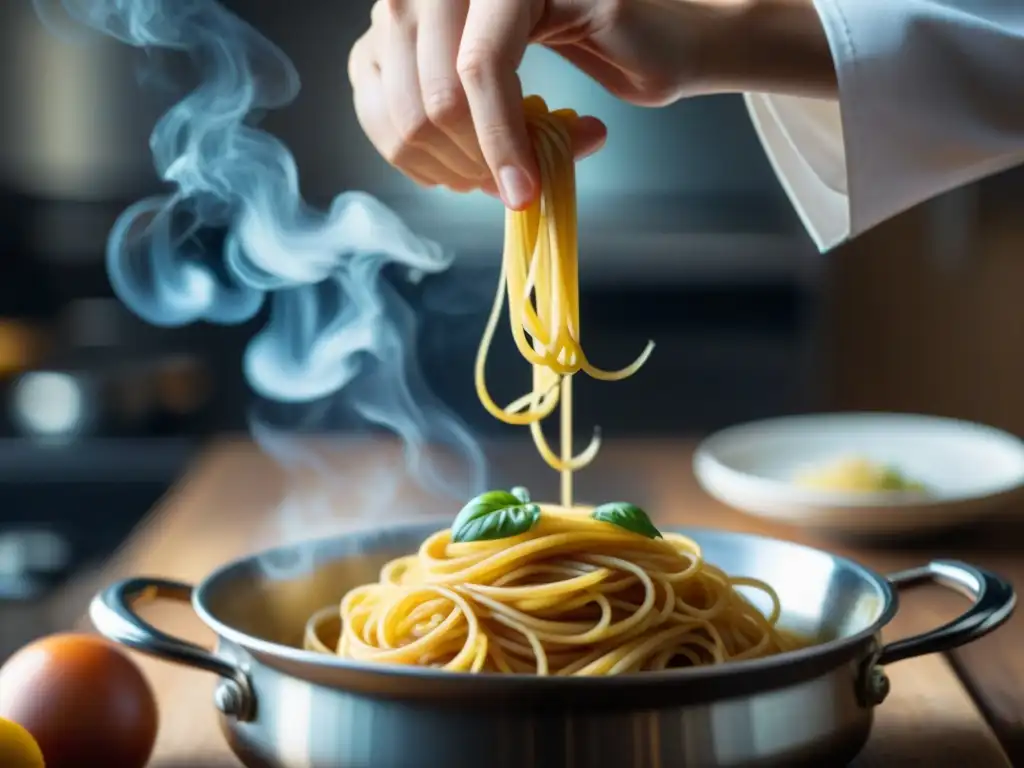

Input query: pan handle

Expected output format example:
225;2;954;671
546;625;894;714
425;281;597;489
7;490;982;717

879;560;1016;666
90;577;256;721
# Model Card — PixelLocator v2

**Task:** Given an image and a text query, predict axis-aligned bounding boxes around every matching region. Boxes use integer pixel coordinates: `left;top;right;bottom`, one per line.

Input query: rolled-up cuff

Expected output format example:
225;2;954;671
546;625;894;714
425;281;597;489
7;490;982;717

753;0;1024;253
744;92;849;252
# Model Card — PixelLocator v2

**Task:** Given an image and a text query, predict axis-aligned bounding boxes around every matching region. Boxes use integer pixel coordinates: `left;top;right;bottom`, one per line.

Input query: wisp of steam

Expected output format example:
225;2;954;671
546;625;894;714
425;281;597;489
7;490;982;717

38;0;487;539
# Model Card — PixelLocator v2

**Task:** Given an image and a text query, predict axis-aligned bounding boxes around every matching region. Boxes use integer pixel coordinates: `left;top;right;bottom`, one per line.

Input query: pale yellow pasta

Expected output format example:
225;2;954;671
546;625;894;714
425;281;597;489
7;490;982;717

306;507;795;674
304;98;795;675
474;96;653;507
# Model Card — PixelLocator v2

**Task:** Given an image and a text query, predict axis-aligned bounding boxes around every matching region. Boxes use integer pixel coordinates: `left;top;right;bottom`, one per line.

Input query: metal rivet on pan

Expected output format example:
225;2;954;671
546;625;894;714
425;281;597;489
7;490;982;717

861;666;891;707
214;679;254;721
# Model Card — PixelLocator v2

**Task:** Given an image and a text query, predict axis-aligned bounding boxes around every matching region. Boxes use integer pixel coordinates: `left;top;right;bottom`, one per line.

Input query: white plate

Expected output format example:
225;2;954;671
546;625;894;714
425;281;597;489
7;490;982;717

693;413;1024;536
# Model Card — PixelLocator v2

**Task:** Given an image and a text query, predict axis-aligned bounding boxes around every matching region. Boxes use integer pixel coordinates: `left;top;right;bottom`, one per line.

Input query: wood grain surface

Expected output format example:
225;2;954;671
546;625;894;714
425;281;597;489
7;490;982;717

52;439;1018;767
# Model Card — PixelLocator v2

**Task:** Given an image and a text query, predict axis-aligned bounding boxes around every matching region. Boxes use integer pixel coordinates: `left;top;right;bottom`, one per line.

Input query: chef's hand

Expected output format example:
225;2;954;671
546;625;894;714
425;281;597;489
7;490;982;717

348;0;699;209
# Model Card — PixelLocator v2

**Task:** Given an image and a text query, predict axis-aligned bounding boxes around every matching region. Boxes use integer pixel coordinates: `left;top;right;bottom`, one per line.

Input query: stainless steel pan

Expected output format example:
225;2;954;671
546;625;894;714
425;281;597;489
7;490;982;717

90;523;1015;768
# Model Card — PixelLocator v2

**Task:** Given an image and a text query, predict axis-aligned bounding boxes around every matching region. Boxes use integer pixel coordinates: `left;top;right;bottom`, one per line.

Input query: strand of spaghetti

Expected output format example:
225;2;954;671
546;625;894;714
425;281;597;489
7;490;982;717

309;98;795;678
473;96;654;474
528;108;598;482
561;374;573;506
473;259;558;425
313;507;795;675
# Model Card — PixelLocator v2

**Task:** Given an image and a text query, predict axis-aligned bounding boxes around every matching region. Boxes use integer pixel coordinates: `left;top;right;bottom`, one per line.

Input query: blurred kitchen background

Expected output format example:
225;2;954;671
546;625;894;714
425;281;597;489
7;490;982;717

0;0;1022;653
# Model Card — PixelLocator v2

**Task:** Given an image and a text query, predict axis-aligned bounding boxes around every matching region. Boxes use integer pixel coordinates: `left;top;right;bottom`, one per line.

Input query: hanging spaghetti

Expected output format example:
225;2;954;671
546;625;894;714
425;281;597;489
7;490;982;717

474;96;654;507
301;99;799;676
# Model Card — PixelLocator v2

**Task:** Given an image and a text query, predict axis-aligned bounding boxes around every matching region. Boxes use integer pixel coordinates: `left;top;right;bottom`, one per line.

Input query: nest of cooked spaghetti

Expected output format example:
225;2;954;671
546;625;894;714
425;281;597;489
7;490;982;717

304;494;795;675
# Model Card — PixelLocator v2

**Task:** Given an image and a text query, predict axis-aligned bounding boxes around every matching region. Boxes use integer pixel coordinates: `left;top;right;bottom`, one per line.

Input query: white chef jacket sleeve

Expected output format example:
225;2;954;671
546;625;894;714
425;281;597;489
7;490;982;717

744;0;1024;252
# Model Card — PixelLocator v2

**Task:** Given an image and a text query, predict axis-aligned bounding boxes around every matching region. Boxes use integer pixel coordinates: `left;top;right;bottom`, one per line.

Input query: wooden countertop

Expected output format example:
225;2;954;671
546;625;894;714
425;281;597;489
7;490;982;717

54;438;1023;767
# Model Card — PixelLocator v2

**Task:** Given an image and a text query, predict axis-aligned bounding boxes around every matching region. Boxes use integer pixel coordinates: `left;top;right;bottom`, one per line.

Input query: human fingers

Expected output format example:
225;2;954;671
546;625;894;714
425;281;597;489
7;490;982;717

374;1;485;191
567;115;608;160
349;29;471;189
415;0;487;168
457;0;537;209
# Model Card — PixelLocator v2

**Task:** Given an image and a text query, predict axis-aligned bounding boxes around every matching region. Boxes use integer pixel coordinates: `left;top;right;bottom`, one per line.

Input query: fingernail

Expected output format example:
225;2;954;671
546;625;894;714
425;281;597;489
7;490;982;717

498;166;532;210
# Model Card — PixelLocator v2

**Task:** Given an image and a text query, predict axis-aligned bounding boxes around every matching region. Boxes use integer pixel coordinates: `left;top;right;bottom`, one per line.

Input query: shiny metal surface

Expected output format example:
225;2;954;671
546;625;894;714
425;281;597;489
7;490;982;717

90;524;1016;768
90;578;255;721
217;652;871;768
878;560;1016;665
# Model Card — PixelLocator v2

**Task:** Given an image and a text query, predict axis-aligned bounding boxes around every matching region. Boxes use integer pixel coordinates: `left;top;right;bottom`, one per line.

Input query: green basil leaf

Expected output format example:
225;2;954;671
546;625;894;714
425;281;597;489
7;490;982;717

591;502;662;539
510;486;531;503
451;490;541;543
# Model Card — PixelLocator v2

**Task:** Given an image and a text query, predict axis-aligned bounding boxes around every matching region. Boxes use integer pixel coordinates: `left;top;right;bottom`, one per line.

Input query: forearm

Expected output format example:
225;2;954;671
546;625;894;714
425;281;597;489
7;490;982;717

686;0;838;99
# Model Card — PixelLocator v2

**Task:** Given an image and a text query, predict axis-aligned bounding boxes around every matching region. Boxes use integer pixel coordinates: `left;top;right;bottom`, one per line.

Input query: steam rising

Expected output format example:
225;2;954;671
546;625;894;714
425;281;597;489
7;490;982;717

40;0;486;501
